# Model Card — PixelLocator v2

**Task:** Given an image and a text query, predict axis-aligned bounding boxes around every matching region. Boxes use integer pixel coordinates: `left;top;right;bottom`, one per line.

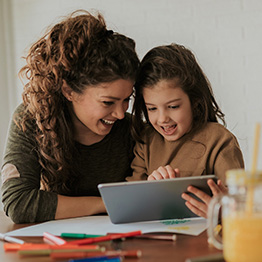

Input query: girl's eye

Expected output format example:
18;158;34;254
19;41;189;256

147;107;157;111
124;97;131;102
103;101;114;106
169;105;179;109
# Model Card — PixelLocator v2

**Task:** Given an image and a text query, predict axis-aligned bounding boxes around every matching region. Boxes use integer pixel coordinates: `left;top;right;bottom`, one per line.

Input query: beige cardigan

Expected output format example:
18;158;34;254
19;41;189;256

128;122;244;183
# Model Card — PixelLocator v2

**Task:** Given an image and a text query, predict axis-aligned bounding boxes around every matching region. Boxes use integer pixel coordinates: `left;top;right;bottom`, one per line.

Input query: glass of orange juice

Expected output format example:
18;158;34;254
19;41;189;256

208;169;262;262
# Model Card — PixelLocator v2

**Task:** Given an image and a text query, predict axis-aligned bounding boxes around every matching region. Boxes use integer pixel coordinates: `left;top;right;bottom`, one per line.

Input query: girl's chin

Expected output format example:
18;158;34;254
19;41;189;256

161;131;183;142
163;136;178;142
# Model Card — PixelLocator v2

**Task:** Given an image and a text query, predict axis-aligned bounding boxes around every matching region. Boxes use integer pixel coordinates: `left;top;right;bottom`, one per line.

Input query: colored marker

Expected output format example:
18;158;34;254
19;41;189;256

43;232;67;245
4;243;99;252
50;249;142;260
69;256;122;262
0;233;25;245
61;233;104;239
4;243;50;252
66;230;142;246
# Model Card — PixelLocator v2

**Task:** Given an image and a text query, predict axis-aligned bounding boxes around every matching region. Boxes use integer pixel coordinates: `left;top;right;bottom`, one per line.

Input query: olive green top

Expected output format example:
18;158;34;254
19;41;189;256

1;104;134;223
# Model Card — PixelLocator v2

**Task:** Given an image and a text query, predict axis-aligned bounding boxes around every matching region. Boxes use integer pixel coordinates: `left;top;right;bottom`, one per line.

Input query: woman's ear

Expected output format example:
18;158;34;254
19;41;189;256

61;81;73;101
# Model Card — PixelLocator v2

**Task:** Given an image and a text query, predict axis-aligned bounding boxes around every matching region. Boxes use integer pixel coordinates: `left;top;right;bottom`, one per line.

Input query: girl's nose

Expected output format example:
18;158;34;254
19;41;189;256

158;110;170;123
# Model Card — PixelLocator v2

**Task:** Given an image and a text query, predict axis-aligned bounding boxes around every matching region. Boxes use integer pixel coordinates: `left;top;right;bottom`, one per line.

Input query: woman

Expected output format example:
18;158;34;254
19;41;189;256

1;10;139;223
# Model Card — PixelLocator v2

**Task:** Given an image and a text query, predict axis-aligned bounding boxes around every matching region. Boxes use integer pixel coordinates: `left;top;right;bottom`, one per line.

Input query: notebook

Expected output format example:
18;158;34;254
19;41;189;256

98;175;217;224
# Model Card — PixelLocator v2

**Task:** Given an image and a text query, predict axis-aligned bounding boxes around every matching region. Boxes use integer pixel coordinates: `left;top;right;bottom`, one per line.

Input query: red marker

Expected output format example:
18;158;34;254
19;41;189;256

65;230;142;245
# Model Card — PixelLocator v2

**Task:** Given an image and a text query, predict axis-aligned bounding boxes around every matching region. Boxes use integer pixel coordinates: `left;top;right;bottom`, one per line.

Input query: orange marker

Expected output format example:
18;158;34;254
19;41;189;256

4;243;49;252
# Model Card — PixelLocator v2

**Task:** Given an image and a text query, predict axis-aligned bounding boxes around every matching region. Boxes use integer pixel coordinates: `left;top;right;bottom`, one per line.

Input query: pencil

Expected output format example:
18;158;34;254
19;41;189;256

135;233;177;241
18;244;104;256
50;249;142;260
185;253;224;262
108;232;177;241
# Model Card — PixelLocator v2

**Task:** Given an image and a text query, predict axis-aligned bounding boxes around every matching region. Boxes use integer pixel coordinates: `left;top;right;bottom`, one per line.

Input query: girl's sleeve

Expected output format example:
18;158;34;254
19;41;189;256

126;142;148;181
213;134;245;183
1;111;57;223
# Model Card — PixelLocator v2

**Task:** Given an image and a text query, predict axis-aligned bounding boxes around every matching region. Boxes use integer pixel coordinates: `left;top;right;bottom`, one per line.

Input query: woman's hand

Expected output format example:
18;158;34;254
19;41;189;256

181;179;227;218
148;165;180;180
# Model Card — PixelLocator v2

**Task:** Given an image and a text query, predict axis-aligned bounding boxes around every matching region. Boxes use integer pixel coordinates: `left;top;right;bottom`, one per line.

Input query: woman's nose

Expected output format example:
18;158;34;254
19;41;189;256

112;104;126;120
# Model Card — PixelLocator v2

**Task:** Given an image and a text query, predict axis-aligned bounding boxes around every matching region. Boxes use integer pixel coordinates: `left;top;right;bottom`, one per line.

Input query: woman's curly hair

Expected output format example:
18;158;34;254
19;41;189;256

132;43;225;143
18;10;140;194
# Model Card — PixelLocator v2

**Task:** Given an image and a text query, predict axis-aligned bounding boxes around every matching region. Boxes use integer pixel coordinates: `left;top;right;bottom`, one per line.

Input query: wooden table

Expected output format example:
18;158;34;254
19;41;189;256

0;211;223;262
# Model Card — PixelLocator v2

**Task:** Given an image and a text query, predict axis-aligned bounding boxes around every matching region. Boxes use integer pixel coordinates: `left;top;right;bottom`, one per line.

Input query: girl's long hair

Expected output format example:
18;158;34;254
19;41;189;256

18;10;139;194
132;43;225;143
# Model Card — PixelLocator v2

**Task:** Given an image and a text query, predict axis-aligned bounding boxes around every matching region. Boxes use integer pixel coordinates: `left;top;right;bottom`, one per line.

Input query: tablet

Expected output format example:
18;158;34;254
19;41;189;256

98;175;217;224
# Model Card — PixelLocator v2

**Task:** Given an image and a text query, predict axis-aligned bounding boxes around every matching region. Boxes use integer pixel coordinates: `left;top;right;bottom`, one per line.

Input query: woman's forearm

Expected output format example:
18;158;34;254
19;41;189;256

55;195;106;220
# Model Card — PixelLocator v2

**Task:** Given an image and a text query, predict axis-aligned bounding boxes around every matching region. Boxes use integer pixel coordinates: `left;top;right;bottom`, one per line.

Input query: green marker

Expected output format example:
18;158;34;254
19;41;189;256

61;233;104;239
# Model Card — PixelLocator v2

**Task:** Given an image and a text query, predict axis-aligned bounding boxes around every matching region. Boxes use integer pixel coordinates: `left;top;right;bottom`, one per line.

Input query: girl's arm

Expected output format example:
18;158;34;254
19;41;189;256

181;130;244;218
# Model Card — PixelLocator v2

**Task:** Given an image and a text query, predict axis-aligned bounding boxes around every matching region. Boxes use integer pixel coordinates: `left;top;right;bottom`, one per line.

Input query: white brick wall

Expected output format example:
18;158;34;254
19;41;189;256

2;0;262;172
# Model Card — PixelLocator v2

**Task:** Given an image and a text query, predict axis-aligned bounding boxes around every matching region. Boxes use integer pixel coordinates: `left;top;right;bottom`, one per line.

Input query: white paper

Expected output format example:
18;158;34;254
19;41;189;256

6;216;207;237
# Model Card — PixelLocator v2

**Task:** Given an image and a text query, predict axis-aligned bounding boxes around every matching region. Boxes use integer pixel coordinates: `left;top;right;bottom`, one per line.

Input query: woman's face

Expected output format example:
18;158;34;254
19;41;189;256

66;79;134;145
143;79;193;141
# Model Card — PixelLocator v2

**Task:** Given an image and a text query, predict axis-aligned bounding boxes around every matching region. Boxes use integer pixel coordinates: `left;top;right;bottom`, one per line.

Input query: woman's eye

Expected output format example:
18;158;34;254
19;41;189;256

103;101;114;106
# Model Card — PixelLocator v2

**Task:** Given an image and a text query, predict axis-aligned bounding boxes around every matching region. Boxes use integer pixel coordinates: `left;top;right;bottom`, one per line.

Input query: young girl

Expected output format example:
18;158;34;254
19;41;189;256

128;43;244;218
1;10;139;223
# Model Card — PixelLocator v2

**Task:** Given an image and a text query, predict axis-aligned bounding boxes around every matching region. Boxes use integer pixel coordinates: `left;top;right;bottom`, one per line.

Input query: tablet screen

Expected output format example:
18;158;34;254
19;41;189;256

98;175;217;224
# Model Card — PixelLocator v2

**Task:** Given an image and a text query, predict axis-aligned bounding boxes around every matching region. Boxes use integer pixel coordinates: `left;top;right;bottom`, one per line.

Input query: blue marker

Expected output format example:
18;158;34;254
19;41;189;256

69;256;122;262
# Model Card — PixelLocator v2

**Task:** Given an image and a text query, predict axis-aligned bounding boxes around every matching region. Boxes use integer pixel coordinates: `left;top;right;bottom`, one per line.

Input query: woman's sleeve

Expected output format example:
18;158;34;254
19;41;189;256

1;112;57;223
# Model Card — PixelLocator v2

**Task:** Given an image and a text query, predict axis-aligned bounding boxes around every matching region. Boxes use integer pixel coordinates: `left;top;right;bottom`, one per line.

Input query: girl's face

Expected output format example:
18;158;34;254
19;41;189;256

65;79;134;145
143;79;193;142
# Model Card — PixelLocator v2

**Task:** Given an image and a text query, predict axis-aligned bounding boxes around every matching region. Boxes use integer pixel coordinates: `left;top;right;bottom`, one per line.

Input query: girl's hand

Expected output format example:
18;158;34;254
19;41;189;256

181;179;227;218
148;165;180;180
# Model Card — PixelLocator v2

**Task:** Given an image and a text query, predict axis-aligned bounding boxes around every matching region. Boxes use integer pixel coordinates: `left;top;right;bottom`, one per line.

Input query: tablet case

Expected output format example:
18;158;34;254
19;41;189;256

98;175;217;224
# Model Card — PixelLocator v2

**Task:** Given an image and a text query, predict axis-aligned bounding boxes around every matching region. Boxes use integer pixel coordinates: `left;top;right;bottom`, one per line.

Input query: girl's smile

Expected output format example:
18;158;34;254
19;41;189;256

161;124;178;136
